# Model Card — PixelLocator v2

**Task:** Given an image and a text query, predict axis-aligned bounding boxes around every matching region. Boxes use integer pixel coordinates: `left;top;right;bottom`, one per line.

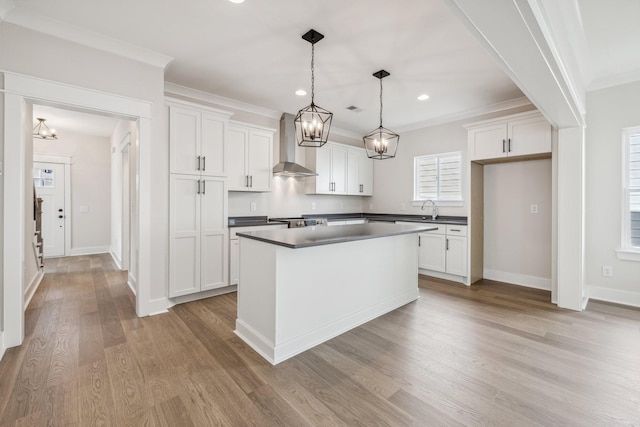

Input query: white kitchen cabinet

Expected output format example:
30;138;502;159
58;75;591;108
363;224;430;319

399;222;467;278
169;175;228;297
467;111;551;162
229;223;287;285
227;122;274;192
168;102;231;177
305;142;348;195
347;147;374;196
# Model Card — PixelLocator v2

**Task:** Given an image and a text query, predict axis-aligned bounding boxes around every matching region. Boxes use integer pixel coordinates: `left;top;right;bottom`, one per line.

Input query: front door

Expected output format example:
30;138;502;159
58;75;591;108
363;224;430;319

33;162;66;257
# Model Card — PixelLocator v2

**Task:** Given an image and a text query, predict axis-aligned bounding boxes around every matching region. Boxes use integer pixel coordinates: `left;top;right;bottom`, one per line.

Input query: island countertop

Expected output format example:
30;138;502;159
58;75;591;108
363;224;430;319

236;222;436;249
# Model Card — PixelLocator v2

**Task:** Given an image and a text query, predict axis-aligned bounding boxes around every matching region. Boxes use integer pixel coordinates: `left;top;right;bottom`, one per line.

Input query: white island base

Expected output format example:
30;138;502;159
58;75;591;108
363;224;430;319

235;231;420;365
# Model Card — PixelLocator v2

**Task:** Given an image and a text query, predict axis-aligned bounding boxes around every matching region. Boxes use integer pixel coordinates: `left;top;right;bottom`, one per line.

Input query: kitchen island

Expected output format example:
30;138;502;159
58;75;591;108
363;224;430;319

235;222;435;364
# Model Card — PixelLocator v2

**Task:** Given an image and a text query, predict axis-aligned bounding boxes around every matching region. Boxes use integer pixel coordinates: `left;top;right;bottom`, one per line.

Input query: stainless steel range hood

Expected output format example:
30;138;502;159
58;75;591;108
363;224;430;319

273;113;318;177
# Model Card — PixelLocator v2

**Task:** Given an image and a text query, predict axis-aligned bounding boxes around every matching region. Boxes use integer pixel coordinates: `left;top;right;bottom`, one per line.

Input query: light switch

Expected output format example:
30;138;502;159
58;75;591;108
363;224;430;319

311;202;316;210
79;205;89;213
530;204;538;214
250;202;256;212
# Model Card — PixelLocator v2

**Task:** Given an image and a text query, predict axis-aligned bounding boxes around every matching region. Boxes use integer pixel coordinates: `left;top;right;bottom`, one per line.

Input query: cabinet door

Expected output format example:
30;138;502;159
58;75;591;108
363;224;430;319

229;239;239;285
331;145;348;194
469;123;508;161
169;175;201;297
446;235;467;276
200;177;228;291
358;153;374;195
347;149;360;195
170;107;201;175
418;231;446;272
315;146;333;194
247;130;273;191
201;113;226;177
507;116;551;157
227;126;249;191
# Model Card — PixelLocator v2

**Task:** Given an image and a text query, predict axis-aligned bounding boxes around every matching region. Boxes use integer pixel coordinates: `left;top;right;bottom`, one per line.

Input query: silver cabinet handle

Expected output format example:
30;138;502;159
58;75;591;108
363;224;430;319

508;138;511;152
197;179;201;194
450;229;460;232
446;238;449;251
202;180;206;194
249;175;253;188
197;155;201;170
418;235;421;246
245;175;248;187
202;156;206;171
502;139;506;153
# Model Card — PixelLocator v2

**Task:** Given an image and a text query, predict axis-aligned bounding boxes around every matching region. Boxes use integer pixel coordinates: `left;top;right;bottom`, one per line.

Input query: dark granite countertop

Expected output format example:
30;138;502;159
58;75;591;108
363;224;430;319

302;213;468;226
236;222;436;249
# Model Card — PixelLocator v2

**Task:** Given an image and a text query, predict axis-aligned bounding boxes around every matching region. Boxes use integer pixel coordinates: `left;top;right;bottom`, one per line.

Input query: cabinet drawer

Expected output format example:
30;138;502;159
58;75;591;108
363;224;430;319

446;225;467;236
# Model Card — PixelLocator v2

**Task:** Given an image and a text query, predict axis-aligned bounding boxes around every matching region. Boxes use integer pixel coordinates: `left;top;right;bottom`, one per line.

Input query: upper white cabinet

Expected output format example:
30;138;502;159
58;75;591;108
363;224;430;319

306;142;373;196
168;102;231;176
227;121;274;192
306;142;348;194
347;147;374;196
467;111;551;162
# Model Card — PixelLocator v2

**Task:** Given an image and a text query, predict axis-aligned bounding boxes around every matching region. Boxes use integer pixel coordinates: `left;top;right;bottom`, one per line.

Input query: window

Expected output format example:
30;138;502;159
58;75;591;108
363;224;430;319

622;127;640;254
414;151;462;204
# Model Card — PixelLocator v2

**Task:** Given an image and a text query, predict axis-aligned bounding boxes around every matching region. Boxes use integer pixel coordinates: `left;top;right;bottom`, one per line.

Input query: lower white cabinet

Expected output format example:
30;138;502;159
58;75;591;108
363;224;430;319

229;224;287;286
169;175;228;297
400;222;467;277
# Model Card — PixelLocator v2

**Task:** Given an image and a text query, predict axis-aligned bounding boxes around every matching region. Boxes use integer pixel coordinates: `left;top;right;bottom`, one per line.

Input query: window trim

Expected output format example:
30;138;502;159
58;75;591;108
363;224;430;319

618;126;640;260
413;151;464;206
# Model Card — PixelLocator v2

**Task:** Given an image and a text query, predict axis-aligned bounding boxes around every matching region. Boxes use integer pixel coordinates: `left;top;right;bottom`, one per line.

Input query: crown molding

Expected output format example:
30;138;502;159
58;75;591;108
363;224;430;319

0;0;14;20
165;82;281;120
328;126;362;140
588;68;640;92
396;97;533;133
3;9;173;69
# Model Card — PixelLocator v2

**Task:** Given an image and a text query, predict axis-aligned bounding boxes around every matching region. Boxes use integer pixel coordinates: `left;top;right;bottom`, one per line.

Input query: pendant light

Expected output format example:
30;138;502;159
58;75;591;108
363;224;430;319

294;29;332;148
363;70;399;160
33;118;57;140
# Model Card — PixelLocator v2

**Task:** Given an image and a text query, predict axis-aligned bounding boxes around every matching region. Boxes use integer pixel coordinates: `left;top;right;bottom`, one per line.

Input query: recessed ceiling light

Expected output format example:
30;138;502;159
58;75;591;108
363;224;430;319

229;0;244;3
295;89;307;96
417;94;430;101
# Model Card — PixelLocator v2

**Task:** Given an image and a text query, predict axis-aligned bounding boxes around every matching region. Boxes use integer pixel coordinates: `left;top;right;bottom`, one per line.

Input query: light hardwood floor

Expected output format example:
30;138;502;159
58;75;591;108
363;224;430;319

0;254;639;426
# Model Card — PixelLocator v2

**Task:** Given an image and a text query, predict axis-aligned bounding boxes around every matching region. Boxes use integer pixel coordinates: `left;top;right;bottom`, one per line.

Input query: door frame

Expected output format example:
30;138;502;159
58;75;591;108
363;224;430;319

118;133;131;271
3;71;153;350
33;154;72;257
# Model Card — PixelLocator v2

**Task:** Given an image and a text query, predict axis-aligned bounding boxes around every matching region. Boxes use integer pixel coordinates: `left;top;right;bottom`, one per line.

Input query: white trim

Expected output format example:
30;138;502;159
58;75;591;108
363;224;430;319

146;298;169;316
127;273;137;296
615;249;640;262
411;200;464;208
228;119;276;134
589;69;640;92
167;286;237;307
2;10;173;69
464;109;544;130
33;154;71;164
70;246;110;256
483;268;552;291
165;97;233;118
621;126;640;253
0;0;15;19
419;270;467;285
0;331;5;363
399;97;533;133
587;286;640;309
4;72;155;353
110;249;122;270
24;270;44;308
1;71;153;119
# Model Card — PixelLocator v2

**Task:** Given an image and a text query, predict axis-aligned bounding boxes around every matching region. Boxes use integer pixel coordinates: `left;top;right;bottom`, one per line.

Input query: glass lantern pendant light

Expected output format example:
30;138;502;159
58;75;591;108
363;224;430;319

295;29;333;148
363;70;399;160
33;118;58;140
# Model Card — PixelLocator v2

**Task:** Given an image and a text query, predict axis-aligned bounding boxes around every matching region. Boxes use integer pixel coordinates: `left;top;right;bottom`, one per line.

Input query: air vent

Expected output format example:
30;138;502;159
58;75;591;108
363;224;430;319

346;105;363;112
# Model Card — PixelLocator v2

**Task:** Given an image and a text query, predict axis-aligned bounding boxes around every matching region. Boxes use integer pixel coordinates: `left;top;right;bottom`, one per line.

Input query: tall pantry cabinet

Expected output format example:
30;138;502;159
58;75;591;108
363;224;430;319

167;99;232;298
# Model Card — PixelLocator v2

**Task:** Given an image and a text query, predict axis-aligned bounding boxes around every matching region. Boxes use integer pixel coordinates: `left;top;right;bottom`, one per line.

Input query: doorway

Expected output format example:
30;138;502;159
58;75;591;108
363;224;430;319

33;160;69;258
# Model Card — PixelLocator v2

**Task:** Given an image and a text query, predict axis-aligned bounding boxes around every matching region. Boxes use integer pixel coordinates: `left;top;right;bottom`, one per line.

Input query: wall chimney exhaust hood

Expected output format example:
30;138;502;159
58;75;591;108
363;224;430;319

273;113;318;177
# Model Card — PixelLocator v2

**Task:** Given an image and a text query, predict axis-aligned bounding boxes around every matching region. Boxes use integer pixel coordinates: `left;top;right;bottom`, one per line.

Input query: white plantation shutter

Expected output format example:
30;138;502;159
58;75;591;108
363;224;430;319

629;134;640;247
414;152;462;201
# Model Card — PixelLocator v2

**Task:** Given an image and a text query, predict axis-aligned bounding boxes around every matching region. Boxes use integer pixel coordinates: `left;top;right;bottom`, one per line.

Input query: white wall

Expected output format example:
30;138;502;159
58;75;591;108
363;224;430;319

34;131;111;254
585;81;640;305
23;103;39;297
483;159;552;289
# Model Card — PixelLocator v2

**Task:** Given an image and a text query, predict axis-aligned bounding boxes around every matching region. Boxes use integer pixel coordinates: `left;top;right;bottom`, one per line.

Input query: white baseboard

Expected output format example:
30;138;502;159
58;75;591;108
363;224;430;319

419;269;467;285
236;288;420;365
167;285;237;308
24;270;45;308
0;331;6;363
127;273;137;296
483;268;551;291
147;297;170;316
587;286;640;308
110;249;122;270
70;246;110;256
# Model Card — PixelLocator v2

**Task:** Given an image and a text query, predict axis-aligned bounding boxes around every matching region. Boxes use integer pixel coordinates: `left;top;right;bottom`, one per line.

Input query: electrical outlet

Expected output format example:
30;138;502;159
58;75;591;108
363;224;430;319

400;203;406;211
250;202;256;212
602;265;613;277
311;202;316;210
530;204;539;214
369;203;374;210
339;202;344;209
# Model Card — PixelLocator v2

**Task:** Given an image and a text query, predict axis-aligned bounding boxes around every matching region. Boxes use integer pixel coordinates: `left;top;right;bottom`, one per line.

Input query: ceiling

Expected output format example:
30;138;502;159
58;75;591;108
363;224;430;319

7;0;638;138
32;105;120;138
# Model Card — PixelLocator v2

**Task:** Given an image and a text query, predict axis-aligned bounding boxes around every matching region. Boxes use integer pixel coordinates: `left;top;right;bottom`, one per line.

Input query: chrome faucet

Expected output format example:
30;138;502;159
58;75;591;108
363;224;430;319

421;199;438;220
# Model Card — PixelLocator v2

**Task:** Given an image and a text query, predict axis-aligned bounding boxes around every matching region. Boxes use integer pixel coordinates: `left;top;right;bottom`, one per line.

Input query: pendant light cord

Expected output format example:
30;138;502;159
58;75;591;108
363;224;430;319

379;77;383;128
310;43;315;105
